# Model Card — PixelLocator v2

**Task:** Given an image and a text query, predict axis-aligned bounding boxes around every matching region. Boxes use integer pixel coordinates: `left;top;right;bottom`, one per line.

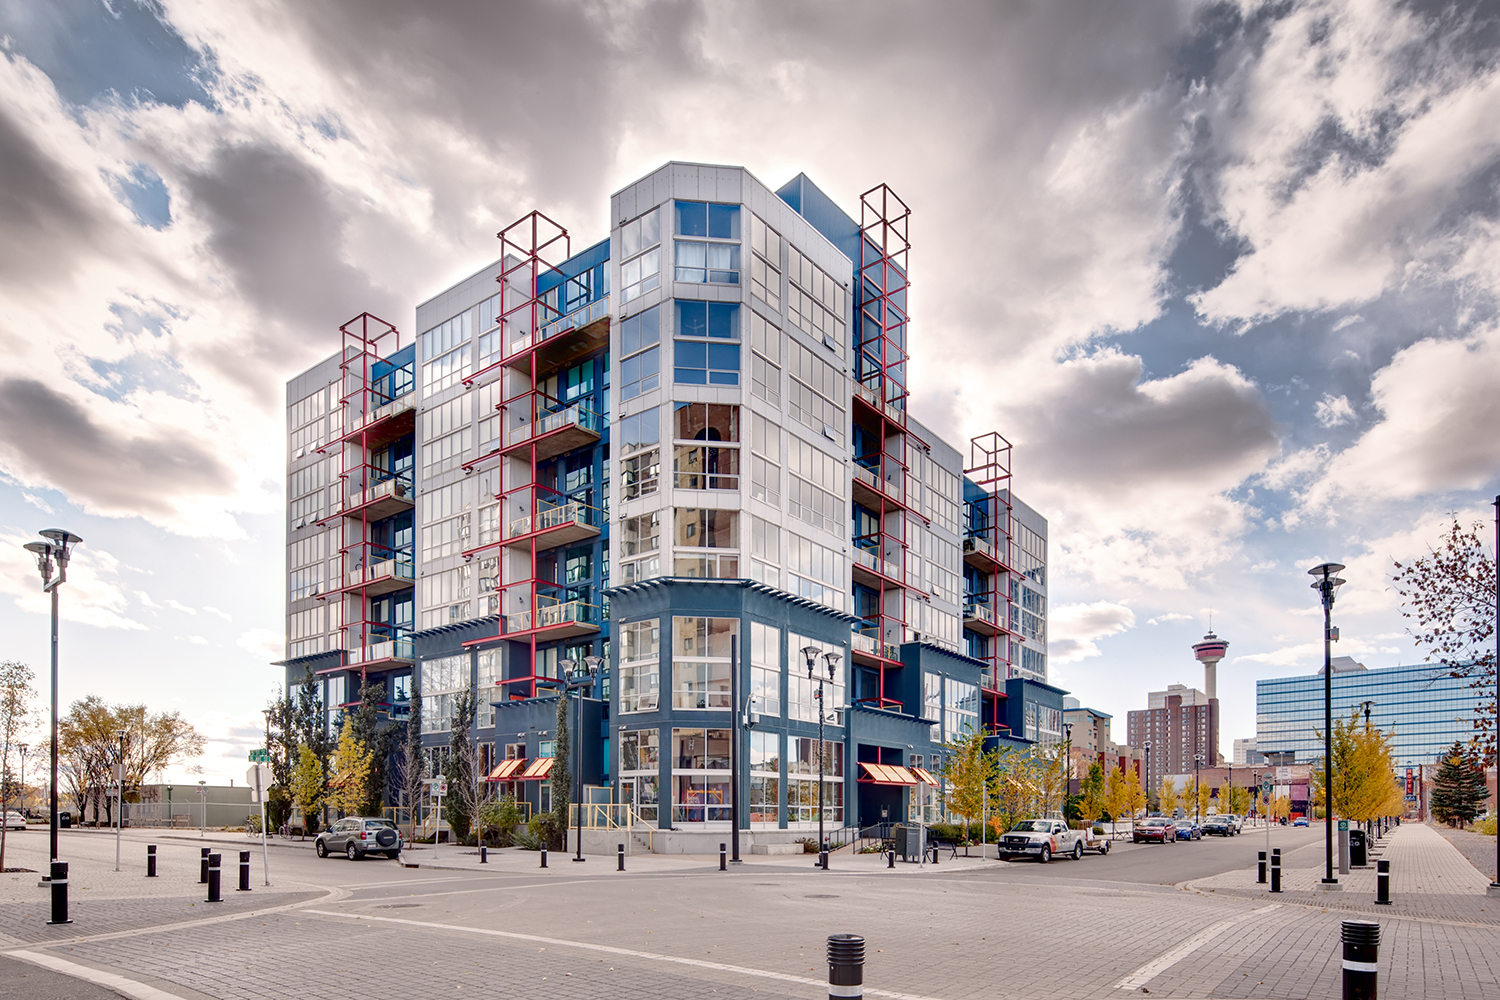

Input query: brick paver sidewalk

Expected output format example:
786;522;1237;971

1184;822;1498;923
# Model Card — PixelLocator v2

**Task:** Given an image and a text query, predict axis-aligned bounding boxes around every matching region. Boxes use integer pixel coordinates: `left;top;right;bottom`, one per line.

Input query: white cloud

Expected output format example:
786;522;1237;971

21;492;52;513
1147;612;1193;626
202;606;231;621
0;531;146;631
178;635;208;645
1050;601;1137;663
1314;394;1356;428
236;628;282;663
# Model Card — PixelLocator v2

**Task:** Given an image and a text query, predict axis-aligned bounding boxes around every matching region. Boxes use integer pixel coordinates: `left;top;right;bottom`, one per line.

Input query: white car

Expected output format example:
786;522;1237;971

3;811;26;830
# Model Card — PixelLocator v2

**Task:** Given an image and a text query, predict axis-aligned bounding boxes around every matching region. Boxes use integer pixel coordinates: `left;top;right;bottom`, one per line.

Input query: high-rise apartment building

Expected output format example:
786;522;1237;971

280;163;1054;843
1127;683;1217;791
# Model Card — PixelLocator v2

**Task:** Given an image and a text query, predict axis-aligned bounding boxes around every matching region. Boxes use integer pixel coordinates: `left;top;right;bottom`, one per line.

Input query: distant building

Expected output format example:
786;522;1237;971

1256;659;1484;768
1127;682;1218;792
1233;738;1264;765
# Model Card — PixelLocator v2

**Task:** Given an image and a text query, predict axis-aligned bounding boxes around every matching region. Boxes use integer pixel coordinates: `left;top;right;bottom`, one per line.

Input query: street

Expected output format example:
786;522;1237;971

0;822;1489;999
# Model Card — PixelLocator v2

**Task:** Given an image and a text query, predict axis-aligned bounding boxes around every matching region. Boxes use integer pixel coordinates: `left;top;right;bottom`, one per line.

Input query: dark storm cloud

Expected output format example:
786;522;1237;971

0;378;236;518
179;144;402;374
0;98;103;283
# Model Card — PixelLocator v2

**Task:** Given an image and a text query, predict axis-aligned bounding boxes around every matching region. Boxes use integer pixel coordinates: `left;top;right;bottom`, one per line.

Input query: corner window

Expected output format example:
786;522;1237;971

674;341;739;385
676;300;739;339
675;201;740;240
674;241;740;285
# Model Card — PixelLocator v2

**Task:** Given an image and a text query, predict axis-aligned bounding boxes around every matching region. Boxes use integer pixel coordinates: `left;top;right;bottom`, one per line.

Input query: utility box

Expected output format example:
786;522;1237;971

1349;828;1367;867
894;824;924;862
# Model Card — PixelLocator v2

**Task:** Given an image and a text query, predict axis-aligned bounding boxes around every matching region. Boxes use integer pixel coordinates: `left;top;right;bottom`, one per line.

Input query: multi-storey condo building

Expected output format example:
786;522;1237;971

1127;684;1217;793
280;163;1055;845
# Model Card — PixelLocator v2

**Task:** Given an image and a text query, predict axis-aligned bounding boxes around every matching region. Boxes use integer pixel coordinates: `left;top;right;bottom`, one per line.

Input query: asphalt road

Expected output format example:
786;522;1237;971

998;822;1326;884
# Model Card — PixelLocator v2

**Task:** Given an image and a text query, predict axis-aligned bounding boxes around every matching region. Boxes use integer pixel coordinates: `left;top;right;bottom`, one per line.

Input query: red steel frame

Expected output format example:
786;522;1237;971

322;312;414;687
965;431;1019;732
461;212;602;699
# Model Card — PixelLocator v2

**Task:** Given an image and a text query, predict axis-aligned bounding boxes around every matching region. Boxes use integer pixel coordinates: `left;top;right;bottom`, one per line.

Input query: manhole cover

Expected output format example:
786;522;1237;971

804;894;840;899
375;903;422;909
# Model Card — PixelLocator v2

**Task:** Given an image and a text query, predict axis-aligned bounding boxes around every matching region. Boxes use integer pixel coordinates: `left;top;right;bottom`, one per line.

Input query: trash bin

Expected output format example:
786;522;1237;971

1349;828;1367;866
59;813;71;829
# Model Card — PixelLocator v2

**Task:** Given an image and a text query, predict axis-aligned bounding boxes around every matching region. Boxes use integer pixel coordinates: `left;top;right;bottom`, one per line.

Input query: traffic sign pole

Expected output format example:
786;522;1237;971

248;764;271;886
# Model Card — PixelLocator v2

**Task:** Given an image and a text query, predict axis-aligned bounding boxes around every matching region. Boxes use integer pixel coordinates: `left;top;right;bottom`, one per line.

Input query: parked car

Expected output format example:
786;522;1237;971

1292;816;1310;828
2;811;24;830
1133;816;1177;844
998;818;1108;862
315;817;402;859
1174;818;1202;840
1203;815;1235;836
1227;814;1244;833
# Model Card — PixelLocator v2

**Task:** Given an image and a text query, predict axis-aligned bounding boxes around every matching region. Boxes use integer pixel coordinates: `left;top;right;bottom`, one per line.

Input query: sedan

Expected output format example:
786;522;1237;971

1292;816;1310;827
1174;819;1202;840
315;817;402;860
2;811;24;831
1203;816;1235;836
1133;816;1177;844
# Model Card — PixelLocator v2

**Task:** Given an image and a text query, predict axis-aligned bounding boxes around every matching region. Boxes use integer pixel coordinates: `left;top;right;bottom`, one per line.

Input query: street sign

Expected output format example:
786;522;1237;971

196;785;208;797
248;749;270;763
428;778;447;795
1260;778;1272;796
1338;819;1349;831
246;765;273;802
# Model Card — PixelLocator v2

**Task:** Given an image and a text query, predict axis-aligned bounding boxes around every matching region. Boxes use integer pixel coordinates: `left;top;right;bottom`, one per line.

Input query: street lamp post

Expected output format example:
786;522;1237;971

1309;560;1347;889
1194;753;1205;826
1061;723;1073;820
1143;741;1152;813
801;646;841;871
1492;495;1499;896
560;656;604;863
113;731;126;872
17;745;27;819
23;528;83;868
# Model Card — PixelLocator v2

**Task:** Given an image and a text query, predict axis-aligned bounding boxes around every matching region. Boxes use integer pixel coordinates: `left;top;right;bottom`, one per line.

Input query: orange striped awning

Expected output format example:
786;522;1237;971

859;762;918;786
910;767;939;787
486;758;525;781
517;757;554;780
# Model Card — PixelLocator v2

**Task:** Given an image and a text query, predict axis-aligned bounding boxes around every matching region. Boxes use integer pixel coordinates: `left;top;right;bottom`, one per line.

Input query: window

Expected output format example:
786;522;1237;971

749;214;783;311
621;248;660;305
673;509;738;578
672;402;739;491
424;343;472;394
675;241;740;285
672;617;738;710
621;207;662;258
675;300;739;339
619;512;661;583
750;621;781;720
422;310;472;362
671;728;732;823
620;305;660;358
748;514;780;588
420;654;469;734
618;619;660;713
924;671;943;741
619;406;661;501
786;437;844;535
786;246;846;352
620;306;662;401
786;339;844;444
288;532;325;600
418;565;472;629
673;340;739;385
788;737;843;824
788;632;844;726
787;533;845;611
944;677;979;741
749;730;781;825
749;311;781;407
675;201;740;239
749;412;780;509
477;651;499;729
622;450;660;501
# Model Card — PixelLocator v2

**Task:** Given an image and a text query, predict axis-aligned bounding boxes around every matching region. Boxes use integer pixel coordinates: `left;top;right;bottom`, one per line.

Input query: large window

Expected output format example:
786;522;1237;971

944;677;979;742
620;306;661;401
673;508;738;578
672;616;737;710
787;436;845;536
788;632;844;726
618;619;660;714
787;338;844;444
420;655;469;734
749;311;781;408
477;650;499;729
750;621;781;720
421;309;473;394
619;405;660;501
788;737;843;824
676;201;740;239
673;341;739;385
671;728;731;823
672;402;739;491
619;728;660;822
619;512;661;584
787;533;845;611
676;300;739;339
418;565;472;629
924;671;943;741
748;514;780;588
620;207;662;303
786;246;846;353
749;214;783;312
674;198;741;287
749;412;780;510
749;730;781;825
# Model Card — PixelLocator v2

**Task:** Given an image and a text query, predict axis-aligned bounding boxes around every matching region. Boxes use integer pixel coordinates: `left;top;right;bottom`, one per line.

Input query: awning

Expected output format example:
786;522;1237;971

486;759;525;781
911;767;940;787
517;757;554;780
859;762;918;786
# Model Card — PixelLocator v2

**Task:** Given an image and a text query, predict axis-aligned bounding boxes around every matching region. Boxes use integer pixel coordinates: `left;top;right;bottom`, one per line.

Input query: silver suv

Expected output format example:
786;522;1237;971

316;817;402;860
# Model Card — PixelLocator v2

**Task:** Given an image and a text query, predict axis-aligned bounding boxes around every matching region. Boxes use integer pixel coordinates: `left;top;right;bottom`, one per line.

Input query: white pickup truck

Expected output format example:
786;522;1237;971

997;818;1111;863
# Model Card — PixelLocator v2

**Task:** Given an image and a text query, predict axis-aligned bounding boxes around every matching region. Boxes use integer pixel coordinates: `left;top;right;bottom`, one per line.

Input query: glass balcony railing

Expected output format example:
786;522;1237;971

504;599;598;635
506;401;602;447
348;636;413;664
852;545;902;582
538;296;610;344
507;500;601;539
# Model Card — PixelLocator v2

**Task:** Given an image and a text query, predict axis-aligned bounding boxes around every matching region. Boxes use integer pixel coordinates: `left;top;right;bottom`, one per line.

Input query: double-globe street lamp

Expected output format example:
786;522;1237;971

1309;560;1346;888
800;645;841;871
559;655;606;863
23;528;83;868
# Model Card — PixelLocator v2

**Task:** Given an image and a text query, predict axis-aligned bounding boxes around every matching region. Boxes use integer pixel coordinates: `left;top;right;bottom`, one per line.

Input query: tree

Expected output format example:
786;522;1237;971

548;692;570;848
1312;707;1406;822
349;680;390;816
264;687;298;832
989;746;1044;836
940;726;994;840
401;678;424;843
327;716;373;817
1431;741;1488;826
1079;762;1107;826
445;690;478;844
0;662;35;872
1225;783;1252;816
58;697;204;824
1035;742;1067;818
1392;516;1497;764
1105;765;1135;834
291;673;332;828
1157;777;1180;815
291;743;325;835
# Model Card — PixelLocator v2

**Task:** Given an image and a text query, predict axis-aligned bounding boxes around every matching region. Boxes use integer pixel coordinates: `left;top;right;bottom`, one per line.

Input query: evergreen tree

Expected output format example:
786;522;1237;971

328;716;373;817
1431;741;1488;826
444;690;476;844
550;692;571;848
403;678;424;841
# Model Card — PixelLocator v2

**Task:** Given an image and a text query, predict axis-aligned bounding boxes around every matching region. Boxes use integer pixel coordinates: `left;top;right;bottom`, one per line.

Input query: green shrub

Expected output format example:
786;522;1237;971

1474;815;1497;836
529;811;565;851
477;796;524;846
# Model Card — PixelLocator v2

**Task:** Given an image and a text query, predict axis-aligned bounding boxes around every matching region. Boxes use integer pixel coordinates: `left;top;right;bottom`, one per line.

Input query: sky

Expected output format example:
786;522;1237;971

1;0;1498;786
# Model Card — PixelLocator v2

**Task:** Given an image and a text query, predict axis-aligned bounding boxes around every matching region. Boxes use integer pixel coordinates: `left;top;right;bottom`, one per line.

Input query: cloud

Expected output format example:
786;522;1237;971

1147;612;1193;626
20;492;53;513
178;634;208;645
1050;601;1137;663
0;532;146;631
236;628;282;663
1314;394;1356;428
202;606;231;621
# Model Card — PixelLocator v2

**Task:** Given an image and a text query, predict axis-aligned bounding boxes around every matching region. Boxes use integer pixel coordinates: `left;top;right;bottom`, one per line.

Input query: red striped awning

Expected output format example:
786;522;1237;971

910;767;939;787
486;759;525;781
517;757;554;780
859;762;919;786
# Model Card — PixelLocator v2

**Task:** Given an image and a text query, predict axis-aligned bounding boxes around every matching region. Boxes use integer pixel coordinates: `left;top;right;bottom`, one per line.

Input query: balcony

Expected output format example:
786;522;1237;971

340;388;416;447
851;620;901;664
486;295;611;378
504;499;602;550
963;599;1001;636
503;598;600;641
339;545;415;596
963;531;1008;574
347;637;414;667
851;453;907;510
329;474;414;522
852;377;906;425
501;397;602;463
851;544;903;588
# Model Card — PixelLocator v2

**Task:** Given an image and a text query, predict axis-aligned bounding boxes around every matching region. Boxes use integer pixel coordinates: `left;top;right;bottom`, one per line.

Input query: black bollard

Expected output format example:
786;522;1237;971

1375;859;1391;905
720;843;727;872
479;845;487;864
146;844;157;878
827;933;865;1000
1341;920;1379;1000
618;844;625;872
1258;850;1267;884
1270;848;1282;893
46;860;71;925
206;853;222;903
540;847;547;869
930;841;938;866
887;849;895;869
238;851;251;892
199;846;209;884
